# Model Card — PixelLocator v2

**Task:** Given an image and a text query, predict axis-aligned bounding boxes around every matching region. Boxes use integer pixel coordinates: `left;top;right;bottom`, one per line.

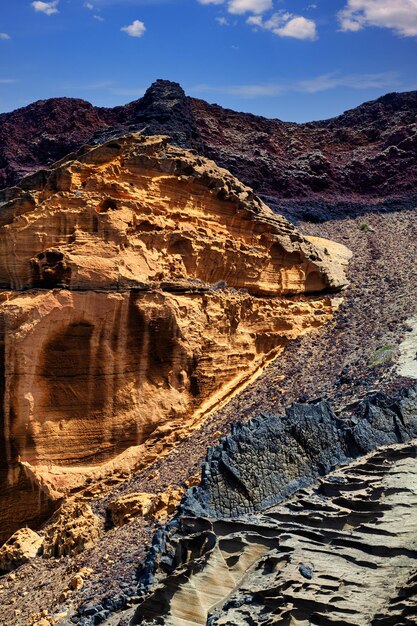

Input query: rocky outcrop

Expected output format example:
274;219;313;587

0;80;416;210
181;386;417;518
0;528;43;573
131;387;417;626
42;501;101;558
108;486;187;527
134;443;417;626
0;133;347;292
0;133;348;544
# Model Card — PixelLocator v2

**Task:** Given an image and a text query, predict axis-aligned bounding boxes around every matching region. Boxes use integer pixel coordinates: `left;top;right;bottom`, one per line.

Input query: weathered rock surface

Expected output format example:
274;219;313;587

0;133;347;292
192;89;417;206
0;97;114;188
42;501;101;558
0;527;43;573
131;387;417;626
108;486;186;527
0;133;348;543
1;80;416;210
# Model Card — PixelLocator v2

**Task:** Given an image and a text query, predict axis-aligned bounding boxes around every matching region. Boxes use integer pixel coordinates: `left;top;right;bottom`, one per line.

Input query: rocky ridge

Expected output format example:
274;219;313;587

1;81;416;215
0;132;348;544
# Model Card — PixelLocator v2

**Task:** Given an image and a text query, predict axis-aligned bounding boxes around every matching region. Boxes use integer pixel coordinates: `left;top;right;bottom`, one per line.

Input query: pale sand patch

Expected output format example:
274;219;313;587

397;316;417;379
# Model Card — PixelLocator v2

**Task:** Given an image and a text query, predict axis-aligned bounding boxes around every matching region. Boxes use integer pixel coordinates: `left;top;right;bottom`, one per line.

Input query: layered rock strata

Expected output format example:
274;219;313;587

131;386;417;626
0;133;348;543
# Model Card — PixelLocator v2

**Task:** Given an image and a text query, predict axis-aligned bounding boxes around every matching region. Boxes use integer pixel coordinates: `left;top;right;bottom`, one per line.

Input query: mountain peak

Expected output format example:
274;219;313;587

129;79;200;148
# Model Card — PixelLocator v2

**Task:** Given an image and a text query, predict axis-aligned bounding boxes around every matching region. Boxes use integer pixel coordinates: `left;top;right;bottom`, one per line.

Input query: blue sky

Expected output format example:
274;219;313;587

1;0;417;121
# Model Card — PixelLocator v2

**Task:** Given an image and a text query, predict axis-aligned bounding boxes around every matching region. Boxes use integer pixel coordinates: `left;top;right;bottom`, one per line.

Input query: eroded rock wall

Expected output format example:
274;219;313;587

0;134;348;543
0;287;336;542
0;134;347;294
1;80;417;207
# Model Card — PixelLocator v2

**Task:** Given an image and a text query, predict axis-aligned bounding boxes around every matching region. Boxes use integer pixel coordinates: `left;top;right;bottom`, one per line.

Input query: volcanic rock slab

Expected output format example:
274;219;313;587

0;133;348;543
131;388;417;626
135;444;417;626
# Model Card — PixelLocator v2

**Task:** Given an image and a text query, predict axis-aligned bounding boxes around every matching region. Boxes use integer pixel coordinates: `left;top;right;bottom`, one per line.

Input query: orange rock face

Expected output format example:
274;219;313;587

0;134;350;542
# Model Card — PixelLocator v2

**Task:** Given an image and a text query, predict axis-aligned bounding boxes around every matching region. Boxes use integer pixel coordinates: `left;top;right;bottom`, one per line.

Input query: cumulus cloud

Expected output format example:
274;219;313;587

190;71;402;98
31;1;59;15
228;0;272;14
198;0;271;14
0;33;11;40
121;19;146;37
248;10;317;40
93;14;104;21
216;16;229;25
84;1;94;8
338;0;417;37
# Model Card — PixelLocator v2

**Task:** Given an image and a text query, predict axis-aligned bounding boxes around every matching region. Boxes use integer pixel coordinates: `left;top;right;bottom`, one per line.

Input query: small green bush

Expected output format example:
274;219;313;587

359;222;375;233
369;344;396;367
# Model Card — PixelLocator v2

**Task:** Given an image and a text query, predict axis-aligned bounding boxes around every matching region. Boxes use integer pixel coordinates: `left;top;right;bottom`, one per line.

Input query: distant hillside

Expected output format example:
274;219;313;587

1;80;416;210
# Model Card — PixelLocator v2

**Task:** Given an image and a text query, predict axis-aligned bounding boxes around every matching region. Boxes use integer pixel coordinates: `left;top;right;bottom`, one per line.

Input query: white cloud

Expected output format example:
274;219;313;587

0;33;11;40
94;14;104;20
84;1;94;8
190;71;402;98
197;0;271;13
121;19;146;37
248;10;317;39
228;0;272;14
338;0;417;37
216;16;229;25
31;1;59;15
0;79;18;84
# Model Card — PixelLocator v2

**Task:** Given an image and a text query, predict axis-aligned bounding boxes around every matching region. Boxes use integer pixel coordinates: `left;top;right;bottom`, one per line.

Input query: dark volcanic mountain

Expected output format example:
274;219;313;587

1;80;416;213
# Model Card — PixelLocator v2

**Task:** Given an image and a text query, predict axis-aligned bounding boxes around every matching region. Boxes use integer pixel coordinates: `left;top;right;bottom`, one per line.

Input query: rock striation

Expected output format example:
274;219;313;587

0;133;348;544
1;81;416;211
131;386;417;626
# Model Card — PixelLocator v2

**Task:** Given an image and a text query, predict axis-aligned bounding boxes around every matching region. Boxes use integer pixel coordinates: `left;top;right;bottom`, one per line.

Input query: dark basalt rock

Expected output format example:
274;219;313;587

91;80;203;151
180;386;417;519
69;386;417;625
128;80;203;149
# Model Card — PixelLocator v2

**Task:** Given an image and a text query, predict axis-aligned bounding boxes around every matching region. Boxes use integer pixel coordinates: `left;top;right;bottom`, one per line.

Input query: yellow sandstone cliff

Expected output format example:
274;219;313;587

0;134;350;542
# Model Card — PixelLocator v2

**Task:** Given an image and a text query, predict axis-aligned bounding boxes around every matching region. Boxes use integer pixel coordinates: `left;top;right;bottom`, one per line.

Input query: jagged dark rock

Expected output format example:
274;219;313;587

90;80;203;150
181;386;417;519
128;80;203;149
127;386;417;626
